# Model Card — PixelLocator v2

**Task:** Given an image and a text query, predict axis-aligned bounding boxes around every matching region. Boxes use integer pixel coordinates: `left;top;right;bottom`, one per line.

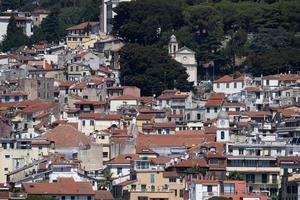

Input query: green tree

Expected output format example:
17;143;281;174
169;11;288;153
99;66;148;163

185;164;207;176
120;44;193;96
0;16;29;52
228;171;244;180
40;11;60;43
113;0;186;45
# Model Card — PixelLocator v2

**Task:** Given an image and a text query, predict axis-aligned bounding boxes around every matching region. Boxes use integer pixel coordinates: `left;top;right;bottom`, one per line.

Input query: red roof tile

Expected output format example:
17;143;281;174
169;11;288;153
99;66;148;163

23;178;95;195
174;158;208;168
79;113;121;120
66;22;99;31
42;124;91;148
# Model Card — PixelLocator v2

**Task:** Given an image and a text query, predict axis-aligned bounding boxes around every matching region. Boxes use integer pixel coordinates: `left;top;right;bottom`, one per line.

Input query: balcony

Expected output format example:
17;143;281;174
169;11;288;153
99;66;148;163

9;192;27;200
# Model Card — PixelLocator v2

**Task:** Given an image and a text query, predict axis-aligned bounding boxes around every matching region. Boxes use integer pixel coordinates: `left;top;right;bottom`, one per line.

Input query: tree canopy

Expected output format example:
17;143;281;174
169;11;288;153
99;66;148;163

113;0;300;78
120;44;193;96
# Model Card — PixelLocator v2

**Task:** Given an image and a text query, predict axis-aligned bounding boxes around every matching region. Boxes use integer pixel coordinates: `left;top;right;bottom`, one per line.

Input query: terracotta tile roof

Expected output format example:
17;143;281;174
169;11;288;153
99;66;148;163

163;171;180;178
205;99;223;107
137;133;215;149
243;111;272;118
66;108;80;114
97;67;112;74
280;108;300;118
72;82;86;90
153;122;176;129
214;75;245;83
42;124;91;148
150;157;172;165
32;112;49;119
66;22;99;31
139;96;154;105
57;80;75;87
174;158;208;168
157;94;189;100
31;140;51;145
74;100;107;106
204;126;217;134
136;114;155;120
107;154;139;165
245;87;262;92
79;113;121;120
277;156;300;165
227;111;242;115
209;93;226;100
263;74;300;81
21;102;57;114
32;9;49;14
109;95;139;100
95;190;113;200
223;102;245;107
23;178;95;195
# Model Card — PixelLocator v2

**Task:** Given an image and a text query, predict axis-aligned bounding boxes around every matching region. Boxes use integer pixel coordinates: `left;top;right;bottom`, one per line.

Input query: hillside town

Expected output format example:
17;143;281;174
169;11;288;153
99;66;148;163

0;1;300;200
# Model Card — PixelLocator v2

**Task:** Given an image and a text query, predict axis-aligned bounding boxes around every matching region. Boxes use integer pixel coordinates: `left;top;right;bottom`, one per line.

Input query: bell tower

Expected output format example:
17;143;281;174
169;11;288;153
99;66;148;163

169;34;178;58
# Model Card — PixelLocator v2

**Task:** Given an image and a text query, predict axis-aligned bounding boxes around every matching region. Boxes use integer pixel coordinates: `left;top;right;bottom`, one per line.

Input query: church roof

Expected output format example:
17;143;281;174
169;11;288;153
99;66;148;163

170;34;177;43
176;46;195;54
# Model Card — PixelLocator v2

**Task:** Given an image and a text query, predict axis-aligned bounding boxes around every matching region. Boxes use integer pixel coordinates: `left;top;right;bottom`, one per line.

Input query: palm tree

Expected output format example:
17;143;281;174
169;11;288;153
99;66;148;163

98;170;114;190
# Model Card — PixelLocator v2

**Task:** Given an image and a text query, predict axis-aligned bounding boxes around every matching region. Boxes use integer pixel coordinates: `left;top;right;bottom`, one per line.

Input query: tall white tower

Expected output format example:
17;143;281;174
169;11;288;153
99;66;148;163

169;34;178;58
216;111;230;142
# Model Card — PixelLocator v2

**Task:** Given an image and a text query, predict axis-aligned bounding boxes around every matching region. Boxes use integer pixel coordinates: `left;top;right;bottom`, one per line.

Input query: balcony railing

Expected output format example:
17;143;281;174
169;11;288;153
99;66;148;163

9;192;27;199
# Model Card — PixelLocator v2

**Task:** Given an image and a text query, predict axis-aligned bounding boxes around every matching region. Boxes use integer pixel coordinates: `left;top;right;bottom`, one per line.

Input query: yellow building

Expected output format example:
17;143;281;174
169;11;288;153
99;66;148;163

123;165;185;200
65;22;100;49
0;139;50;183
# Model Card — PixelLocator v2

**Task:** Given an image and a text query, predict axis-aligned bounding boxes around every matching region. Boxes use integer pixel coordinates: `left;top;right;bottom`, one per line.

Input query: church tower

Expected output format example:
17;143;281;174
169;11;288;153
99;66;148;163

169;35;178;58
216;111;230;142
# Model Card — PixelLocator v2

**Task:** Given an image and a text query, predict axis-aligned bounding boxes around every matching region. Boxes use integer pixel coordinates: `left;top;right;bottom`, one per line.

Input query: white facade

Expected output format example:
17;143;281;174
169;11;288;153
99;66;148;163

188;182;220;200
168;35;197;86
0;16;33;42
109;99;138;112
216;112;230;142
213;81;244;95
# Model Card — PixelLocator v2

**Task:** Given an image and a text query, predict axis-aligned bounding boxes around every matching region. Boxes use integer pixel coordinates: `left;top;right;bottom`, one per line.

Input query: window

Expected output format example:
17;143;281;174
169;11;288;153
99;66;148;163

141;184;147;192
71;196;75;200
87;196;91;200
151;185;155;192
262;174;268;183
179;189;184;197
4;168;8;171
14;96;20;102
101;136;105;140
225;107;229;112
207;185;213;192
2;143;7;149
169;177;176;182
209;159;218;164
103;152;108;158
236;107;240;112
158;129;162;134
150;174;155;183
246;174;255;183
207;108;210;113
82;120;85;127
175;189;178;196
217;83;220;88
4;96;9;102
90;120;94;126
214;107;218;113
234;82;237;88
76;65;79;71
224;183;235;194
221;131;225;140
272;174;277;184
70;66;73;71
61;196;65;200
117;168;122;175
131;184;136;191
197;113;201;120
226;83;229;88
138;197;148;200
266;80;269;85
186;113;190;121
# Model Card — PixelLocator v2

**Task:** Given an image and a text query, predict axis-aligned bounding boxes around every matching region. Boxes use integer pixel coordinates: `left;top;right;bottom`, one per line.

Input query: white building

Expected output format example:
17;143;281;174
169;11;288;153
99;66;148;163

100;0;132;33
0;15;33;42
168;35;198;86
213;75;249;95
216;111;230;142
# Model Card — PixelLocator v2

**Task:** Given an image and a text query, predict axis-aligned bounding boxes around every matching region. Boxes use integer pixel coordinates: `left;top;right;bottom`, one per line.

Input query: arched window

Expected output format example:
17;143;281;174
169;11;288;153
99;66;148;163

187;113;190;121
221;131;225;140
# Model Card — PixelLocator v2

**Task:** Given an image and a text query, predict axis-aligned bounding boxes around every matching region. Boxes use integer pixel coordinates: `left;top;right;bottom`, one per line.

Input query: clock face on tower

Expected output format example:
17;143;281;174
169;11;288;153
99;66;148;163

220;120;225;125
